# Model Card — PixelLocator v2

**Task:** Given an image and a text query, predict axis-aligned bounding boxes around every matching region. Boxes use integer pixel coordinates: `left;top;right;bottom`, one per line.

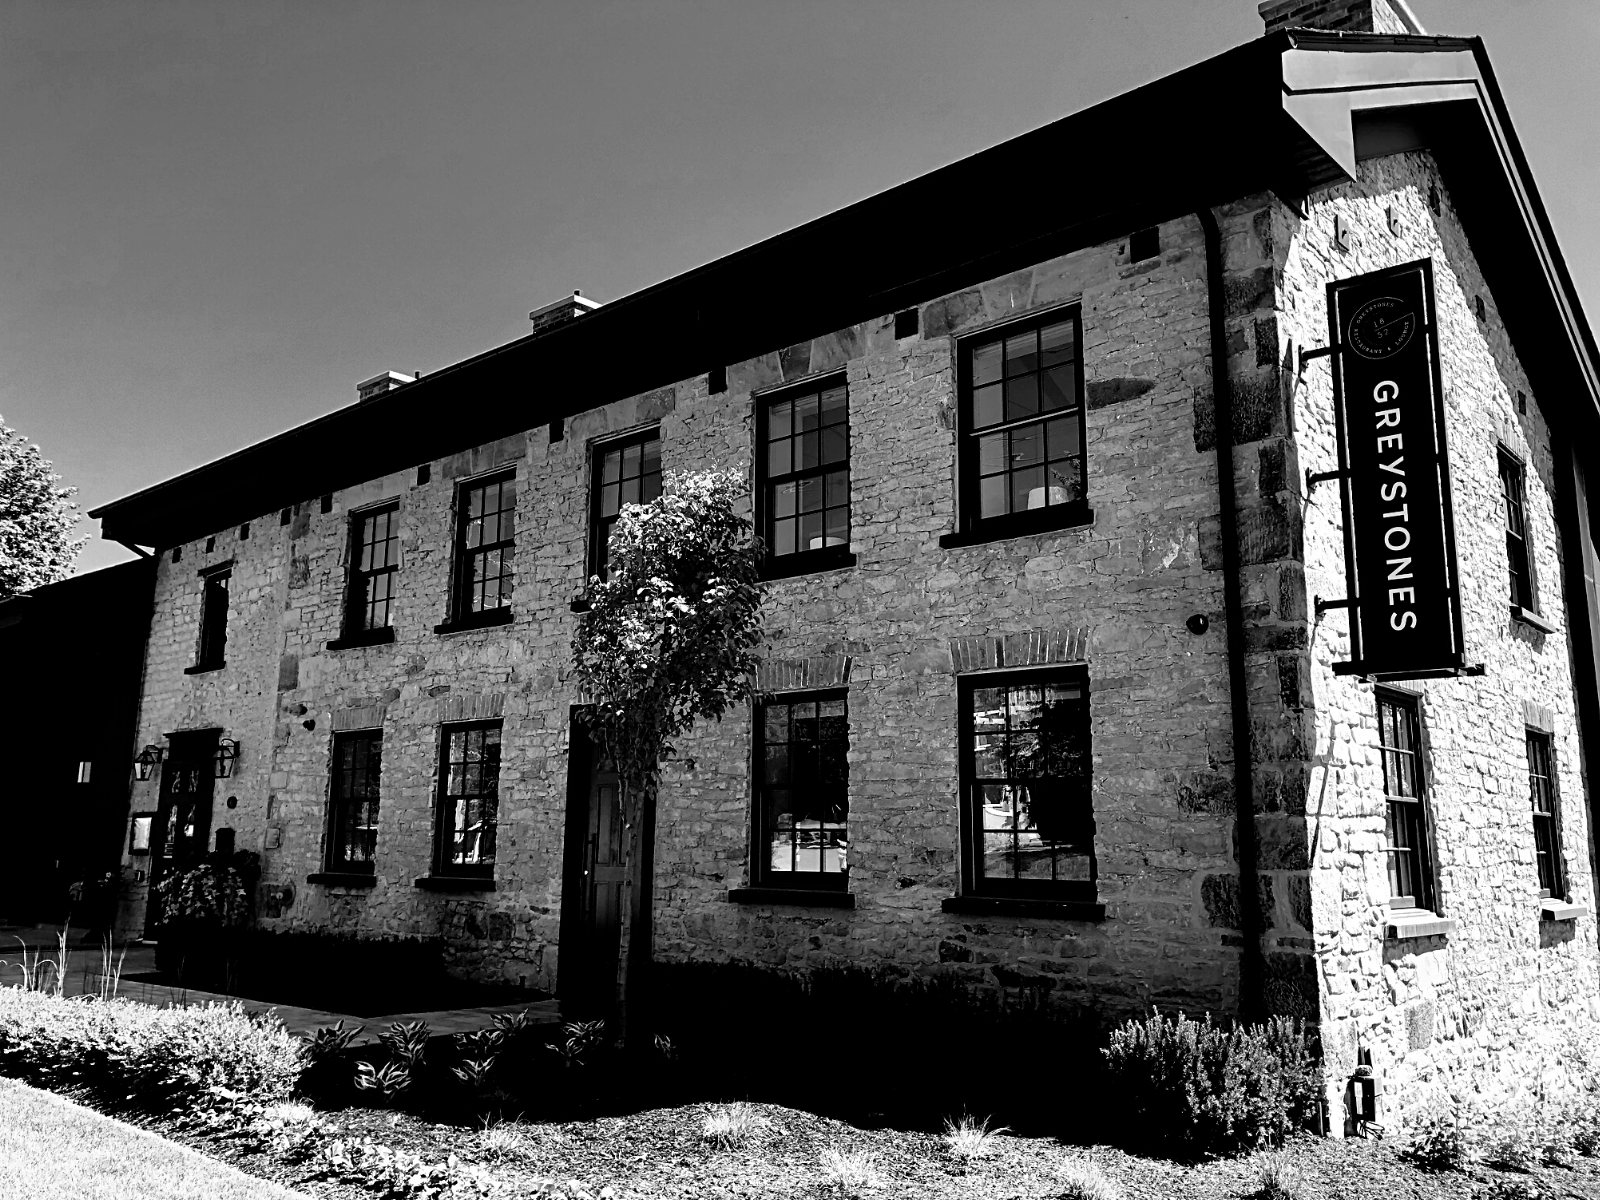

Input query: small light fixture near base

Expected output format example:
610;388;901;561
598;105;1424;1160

1186;614;1210;635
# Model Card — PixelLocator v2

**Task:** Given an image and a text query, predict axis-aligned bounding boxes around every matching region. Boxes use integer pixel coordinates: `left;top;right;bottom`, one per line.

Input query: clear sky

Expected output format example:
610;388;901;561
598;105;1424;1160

3;0;1595;573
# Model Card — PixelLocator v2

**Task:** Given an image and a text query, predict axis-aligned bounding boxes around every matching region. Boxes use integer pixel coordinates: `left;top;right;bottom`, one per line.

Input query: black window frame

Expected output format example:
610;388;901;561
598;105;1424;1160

433;720;502;878
752;688;851;892
1499;449;1537;613
326;729;383;874
957;666;1095;902
1376;689;1437;912
335;502;401;647
444;471;516;630
945;306;1091;547
188;565;231;673
754;374;855;580
588;428;662;581
1527;728;1563;899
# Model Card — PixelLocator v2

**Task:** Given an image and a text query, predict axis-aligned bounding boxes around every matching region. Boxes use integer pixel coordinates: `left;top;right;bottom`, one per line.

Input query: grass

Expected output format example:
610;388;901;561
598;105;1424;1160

820;1146;880;1196
1057;1158;1122;1200
0;1077;309;1200
941;1113;1010;1164
700;1100;766;1149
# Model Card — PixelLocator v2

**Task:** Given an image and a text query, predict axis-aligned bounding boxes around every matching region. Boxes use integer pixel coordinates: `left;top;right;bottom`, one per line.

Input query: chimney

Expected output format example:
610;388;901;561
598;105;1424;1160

1259;0;1425;34
356;370;416;403
528;291;602;336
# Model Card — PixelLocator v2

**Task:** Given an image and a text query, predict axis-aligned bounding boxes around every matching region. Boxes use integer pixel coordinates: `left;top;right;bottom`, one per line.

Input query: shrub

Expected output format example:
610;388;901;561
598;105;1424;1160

0;987;301;1115
941;1113;1009;1164
1056;1159;1121;1200
701;1101;765;1149
1485;1123;1543;1174
1254;1150;1306;1200
1402;1106;1479;1171
1101;1011;1319;1156
820;1147;879;1197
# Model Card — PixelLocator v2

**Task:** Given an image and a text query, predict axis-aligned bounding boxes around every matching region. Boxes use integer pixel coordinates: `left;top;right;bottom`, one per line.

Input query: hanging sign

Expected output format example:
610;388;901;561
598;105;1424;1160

1326;258;1466;679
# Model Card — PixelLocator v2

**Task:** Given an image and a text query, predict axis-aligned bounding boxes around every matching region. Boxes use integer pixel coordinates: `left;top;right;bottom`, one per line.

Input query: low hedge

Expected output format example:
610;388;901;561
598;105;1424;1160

0;987;302;1114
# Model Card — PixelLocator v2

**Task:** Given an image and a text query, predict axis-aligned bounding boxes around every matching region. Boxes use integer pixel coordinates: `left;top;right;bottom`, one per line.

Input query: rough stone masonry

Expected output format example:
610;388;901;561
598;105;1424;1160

113;3;1600;1135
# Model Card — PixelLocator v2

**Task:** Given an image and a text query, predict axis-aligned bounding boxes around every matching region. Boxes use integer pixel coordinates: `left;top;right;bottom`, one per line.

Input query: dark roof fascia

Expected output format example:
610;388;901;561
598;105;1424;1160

92;37;1290;549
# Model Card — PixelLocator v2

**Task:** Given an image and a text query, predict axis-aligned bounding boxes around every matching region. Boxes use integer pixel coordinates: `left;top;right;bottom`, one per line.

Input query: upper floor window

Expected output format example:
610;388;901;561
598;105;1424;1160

1378;690;1435;911
756;692;849;890
590;430;661;580
435;721;501;876
1528;729;1563;898
757;378;852;577
958;669;1093;900
1500;451;1536;611
451;474;515;623
344;504;399;639
327;730;381;873
953;309;1086;543
190;567;230;672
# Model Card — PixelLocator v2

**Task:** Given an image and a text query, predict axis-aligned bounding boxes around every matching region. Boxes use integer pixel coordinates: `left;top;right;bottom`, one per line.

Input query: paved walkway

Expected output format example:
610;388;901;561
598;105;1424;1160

1;922;562;1044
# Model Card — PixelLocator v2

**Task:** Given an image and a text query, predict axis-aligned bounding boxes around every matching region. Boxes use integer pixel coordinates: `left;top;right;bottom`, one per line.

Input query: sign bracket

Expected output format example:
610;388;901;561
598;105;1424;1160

1305;467;1347;497
1314;596;1354;616
1297;343;1337;377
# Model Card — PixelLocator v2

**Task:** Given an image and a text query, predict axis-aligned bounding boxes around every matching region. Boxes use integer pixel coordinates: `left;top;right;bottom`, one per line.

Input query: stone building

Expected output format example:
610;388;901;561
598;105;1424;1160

91;0;1600;1127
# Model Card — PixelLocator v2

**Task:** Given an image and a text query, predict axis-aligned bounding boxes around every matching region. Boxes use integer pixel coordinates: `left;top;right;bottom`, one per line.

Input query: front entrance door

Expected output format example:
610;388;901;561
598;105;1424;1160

145;731;218;936
558;721;627;1015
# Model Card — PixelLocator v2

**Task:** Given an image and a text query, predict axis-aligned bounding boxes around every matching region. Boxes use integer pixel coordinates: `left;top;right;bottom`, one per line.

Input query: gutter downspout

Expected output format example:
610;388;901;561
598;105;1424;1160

1198;206;1266;1023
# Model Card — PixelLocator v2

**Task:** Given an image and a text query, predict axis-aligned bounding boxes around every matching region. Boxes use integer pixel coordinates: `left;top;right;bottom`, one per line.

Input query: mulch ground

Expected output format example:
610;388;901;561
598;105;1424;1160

136;1099;1600;1200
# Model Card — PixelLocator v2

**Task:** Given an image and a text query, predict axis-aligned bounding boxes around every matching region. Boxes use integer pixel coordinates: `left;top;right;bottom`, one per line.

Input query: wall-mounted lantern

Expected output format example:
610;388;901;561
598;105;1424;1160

214;738;240;779
133;745;164;781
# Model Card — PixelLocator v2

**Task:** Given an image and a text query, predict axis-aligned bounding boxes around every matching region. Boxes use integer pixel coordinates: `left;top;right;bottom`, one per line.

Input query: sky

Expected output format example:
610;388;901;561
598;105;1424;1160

2;0;1596;574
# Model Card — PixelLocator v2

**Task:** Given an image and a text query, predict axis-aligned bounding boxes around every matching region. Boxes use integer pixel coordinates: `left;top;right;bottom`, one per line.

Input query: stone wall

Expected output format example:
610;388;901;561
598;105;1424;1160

119;206;1289;1027
1277;149;1600;1127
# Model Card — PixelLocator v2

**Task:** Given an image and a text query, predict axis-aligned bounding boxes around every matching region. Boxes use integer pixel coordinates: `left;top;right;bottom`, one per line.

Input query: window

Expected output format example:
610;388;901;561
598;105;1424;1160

435;722;501;876
192;568;230;670
1528;729;1562;897
959;670;1093;899
757;378;852;575
756;693;849;890
345;504;400;636
1377;691;1434;910
590;431;661;579
452;474;516;619
129;814;153;855
76;761;92;784
954;309;1087;542
1500;451;1536;610
327;730;382;873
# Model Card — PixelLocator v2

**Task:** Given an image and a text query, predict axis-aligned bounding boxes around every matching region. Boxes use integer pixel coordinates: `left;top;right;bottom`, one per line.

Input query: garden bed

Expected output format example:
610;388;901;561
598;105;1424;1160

148;1098;1600;1200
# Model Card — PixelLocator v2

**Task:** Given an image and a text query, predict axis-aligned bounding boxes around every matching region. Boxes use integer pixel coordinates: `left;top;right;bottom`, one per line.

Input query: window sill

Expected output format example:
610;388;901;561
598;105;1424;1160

326;627;396;651
414;874;495;892
306;871;377;889
938;503;1094;549
184;662;225;675
1384;909;1457;940
1542;899;1587;922
728;887;855;909
433;608;513;636
760;550;857;582
1511;605;1558;635
940;895;1105;921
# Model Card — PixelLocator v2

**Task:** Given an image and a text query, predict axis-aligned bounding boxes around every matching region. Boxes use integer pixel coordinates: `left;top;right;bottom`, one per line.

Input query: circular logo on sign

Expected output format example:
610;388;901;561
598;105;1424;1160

1347;295;1417;360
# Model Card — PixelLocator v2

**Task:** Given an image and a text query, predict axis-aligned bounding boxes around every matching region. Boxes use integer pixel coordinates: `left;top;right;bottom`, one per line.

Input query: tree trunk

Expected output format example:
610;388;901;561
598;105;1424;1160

613;769;659;1045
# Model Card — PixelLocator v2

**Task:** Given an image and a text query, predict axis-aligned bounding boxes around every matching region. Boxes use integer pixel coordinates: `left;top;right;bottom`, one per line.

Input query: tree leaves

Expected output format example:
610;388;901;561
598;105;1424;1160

0;414;84;599
571;469;765;792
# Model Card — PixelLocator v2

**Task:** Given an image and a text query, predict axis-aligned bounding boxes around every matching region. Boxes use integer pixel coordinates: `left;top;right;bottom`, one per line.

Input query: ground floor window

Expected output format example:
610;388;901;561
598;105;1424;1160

1528;729;1562;897
1377;690;1434;911
958;668;1093;899
436;722;501;875
327;730;381;872
757;692;849;889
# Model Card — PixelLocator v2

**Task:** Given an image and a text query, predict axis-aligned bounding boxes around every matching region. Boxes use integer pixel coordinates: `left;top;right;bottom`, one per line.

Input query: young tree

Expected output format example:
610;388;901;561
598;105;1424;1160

0;415;84;599
571;468;764;1040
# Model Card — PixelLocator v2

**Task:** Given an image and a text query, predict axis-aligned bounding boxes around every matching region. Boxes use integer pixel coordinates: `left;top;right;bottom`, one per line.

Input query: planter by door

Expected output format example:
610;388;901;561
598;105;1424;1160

145;728;219;939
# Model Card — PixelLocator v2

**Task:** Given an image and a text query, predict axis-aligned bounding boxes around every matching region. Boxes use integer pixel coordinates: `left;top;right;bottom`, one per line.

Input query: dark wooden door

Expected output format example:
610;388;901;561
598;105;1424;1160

145;735;216;936
559;718;629;1015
